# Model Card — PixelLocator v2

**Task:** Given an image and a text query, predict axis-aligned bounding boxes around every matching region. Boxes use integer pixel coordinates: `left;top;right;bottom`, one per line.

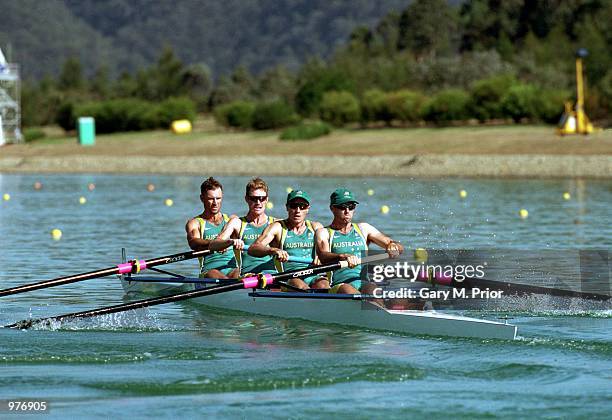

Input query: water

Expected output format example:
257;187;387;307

0;174;610;418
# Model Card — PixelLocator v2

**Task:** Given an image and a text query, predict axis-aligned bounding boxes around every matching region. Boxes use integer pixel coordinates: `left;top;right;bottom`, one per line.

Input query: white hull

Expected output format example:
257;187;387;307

121;278;517;340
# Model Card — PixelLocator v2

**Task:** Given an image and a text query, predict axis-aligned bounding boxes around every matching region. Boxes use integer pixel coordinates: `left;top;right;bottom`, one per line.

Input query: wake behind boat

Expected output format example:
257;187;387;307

120;274;518;340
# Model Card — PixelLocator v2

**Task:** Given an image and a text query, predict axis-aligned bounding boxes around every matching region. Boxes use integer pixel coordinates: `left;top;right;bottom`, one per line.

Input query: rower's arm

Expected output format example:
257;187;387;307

248;223;283;257
315;227;345;264
209;217;243;251
311;222;324;265
186;218;208;251
360;223;404;257
315;228;360;268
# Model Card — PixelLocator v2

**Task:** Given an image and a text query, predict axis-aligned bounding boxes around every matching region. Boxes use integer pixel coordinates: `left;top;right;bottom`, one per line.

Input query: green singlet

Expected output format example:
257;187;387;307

327;223;368;289
197;214;237;276
274;220;317;284
237;216;276;275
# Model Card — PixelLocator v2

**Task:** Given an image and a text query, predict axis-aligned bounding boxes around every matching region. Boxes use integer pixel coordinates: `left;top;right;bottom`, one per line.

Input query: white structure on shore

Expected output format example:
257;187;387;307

0;47;21;144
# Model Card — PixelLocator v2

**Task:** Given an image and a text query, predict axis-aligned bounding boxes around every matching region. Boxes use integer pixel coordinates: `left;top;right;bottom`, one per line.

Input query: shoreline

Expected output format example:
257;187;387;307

1;154;611;178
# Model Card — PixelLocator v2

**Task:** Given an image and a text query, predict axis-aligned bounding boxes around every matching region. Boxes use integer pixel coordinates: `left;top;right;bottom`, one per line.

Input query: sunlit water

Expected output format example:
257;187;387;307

0;174;610;418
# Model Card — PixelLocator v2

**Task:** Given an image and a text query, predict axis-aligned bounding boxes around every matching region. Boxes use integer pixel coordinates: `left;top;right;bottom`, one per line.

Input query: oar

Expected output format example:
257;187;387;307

6;253;391;330
0;249;212;297
286;256;314;264
123;276;232;285
416;271;610;301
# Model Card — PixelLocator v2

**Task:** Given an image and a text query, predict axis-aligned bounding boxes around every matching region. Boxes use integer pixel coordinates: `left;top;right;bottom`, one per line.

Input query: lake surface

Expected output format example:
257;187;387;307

0;174;610;418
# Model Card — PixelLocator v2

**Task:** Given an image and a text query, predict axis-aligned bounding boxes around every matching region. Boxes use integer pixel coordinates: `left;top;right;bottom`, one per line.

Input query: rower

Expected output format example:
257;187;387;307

185;177;240;279
210;177;277;275
313;188;404;294
248;189;323;290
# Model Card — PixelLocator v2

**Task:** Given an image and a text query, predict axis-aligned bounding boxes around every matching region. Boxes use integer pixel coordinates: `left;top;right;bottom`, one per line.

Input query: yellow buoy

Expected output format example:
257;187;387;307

519;209;529;219
165;198;174;207
286;187;293;193
380;205;390;214
459;189;467;199
414;248;428;263
51;228;62;240
88;183;96;191
563;192;571;200
266;201;274;210
147;183;156;192
367;189;374;196
2;193;10;201
171;119;192;134
34;182;43;190
79;196;87;204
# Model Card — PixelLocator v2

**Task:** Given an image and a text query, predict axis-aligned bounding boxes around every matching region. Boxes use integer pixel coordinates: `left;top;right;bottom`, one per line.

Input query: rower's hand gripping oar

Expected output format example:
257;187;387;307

6;253;390;330
0;249;212;297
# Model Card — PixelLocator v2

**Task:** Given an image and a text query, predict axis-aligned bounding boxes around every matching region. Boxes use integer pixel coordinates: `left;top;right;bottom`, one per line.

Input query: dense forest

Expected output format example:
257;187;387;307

0;0;408;79
2;0;611;135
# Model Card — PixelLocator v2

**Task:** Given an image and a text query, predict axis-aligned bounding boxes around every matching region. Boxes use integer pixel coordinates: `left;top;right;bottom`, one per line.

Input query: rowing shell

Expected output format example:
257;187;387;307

121;276;518;340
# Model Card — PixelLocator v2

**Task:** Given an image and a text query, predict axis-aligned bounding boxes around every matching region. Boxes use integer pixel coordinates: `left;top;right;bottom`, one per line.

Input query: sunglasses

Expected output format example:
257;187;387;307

247;195;268;203
334;203;357;211
288;202;309;210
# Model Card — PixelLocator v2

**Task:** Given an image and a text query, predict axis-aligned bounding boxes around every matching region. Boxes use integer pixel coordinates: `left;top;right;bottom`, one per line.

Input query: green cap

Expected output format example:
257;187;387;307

330;188;359;206
286;189;311;205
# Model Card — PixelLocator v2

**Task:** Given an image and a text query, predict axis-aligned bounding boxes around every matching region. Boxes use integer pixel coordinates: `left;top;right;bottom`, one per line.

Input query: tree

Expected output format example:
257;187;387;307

460;0;522;51
153;46;186;99
90;65;110;99
58;57;84;91
397;0;459;58
182;63;212;110
295;62;355;116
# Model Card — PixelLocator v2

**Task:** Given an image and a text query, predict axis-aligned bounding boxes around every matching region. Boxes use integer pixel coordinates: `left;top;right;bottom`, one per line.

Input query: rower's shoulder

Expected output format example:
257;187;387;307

314;224;330;238
185;215;203;229
355;221;376;236
225;214;242;227
310;220;324;231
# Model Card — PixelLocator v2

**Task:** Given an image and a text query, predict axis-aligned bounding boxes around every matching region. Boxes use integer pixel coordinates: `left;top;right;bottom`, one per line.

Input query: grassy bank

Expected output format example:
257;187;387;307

3;121;612;158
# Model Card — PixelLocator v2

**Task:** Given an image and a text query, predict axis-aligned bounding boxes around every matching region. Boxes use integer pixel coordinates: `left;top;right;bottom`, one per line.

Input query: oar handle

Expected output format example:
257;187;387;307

286;256;313;264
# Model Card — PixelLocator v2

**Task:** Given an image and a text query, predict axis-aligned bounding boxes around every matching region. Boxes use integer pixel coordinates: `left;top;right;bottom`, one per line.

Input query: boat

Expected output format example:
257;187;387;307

120;275;518;340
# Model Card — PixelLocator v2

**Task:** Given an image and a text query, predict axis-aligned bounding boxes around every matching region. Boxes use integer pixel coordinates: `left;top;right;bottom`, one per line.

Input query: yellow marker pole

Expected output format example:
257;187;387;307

575;55;585;134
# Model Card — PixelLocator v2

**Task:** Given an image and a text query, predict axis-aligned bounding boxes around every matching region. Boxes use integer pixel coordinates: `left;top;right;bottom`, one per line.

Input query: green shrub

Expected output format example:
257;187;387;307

385;90;424;122
295;70;354;117
56;101;76;131
360;89;391;124
500;84;539;122
422;89;470;123
280;121;331;140
537;89;571;124
599;70;612;110
213;101;256;129
74;99;158;133
319;91;360;127
251;101;299;130
156;97;197;128
469;74;516;121
23;128;46;142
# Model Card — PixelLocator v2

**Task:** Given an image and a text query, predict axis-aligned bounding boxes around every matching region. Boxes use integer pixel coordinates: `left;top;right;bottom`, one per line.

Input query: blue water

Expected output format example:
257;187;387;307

0;174;610;418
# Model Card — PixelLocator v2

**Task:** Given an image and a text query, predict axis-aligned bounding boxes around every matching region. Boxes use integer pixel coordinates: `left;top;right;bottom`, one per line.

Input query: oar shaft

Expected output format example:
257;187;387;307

0;249;211;297
419;274;610;301
286;256;314;264
0;267;119;297
6;281;245;329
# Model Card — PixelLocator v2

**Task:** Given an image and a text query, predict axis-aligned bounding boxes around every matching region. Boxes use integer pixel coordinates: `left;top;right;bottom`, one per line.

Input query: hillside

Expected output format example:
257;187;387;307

0;0;408;79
